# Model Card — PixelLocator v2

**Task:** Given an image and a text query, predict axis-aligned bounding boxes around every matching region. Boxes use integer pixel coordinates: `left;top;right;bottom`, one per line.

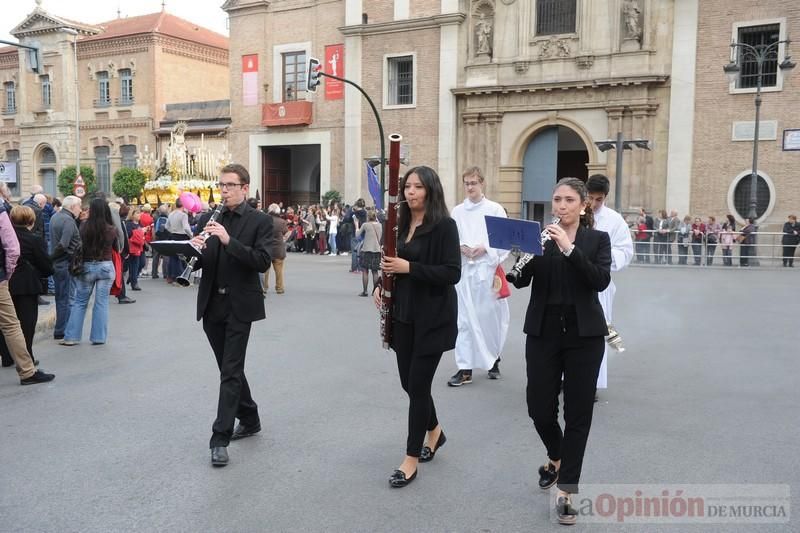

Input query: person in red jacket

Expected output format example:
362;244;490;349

125;211;146;291
139;204;154;277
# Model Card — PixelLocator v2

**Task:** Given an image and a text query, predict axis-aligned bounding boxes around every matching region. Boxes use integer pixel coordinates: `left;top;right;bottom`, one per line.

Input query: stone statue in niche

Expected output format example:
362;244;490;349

622;0;642;40
475;13;493;56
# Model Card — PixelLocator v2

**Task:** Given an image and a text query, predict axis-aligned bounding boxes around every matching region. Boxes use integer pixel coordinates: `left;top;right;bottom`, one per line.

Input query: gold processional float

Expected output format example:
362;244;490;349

136;122;226;206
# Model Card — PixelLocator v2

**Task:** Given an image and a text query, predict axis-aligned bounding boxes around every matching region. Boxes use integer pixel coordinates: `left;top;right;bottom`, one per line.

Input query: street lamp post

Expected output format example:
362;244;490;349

594;134;650;212
723;39;795;220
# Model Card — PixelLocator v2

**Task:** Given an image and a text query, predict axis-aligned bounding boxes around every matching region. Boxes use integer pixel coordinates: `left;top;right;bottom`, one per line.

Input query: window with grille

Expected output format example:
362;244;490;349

4;82;15;114
121;145;137;168
40;75;51;108
733;174;770;220
282;51;306;102
119;69;133;104
95;146;111;193
97;71;110;106
536;0;577;36
388;56;414;106
736;24;780;89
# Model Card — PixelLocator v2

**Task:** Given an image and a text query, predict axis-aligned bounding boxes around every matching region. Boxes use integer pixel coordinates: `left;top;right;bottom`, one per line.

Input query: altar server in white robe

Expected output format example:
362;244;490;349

586;174;634;391
447;167;510;387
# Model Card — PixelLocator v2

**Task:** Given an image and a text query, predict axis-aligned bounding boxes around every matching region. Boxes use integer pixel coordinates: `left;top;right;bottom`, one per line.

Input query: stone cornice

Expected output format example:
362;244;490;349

222;0;271;16
78;35;155;60
80;119;152;130
452;75;670;97
0;52;19;68
157;35;229;66
339;13;466;37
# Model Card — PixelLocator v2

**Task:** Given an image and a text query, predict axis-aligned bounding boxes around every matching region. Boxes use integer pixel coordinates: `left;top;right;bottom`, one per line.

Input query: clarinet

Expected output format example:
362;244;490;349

505;217;561;284
175;204;224;287
380;133;403;349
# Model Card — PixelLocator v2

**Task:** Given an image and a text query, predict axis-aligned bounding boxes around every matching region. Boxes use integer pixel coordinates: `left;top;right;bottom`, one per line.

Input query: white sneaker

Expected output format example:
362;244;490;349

341;252;349;256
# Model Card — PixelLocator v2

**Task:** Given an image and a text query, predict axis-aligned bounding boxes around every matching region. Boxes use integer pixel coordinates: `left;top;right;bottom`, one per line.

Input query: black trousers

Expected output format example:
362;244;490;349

0;293;38;366
202;293;259;448
393;321;441;457
526;310;605;493
782;245;797;266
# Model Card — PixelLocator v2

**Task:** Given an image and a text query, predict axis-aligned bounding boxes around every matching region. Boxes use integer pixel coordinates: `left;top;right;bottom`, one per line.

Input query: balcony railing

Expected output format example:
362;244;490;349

94;98;111;108
115;96;134;106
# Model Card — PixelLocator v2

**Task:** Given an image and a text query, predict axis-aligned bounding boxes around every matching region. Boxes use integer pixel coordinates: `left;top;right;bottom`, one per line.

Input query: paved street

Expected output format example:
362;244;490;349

1;254;798;532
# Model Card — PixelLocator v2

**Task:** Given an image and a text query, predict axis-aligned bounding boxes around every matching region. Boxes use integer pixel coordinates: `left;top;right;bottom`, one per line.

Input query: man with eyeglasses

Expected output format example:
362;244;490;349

448;166;510;387
189;163;272;467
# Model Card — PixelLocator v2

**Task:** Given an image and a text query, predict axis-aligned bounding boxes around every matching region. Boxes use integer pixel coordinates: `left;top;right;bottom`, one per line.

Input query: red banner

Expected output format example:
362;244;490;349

242;54;259;106
261;101;313;126
324;44;344;100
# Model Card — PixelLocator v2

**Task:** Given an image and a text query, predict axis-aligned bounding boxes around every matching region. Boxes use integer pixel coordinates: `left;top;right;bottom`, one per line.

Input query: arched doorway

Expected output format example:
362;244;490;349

38;146;58;197
521;126;589;224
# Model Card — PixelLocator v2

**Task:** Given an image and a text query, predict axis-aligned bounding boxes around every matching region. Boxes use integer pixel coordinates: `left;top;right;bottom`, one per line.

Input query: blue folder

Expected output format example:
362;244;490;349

484;216;543;255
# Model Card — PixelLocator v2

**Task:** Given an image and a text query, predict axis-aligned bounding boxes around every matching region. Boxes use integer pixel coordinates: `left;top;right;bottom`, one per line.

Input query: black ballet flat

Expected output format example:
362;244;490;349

538;462;559;490
389;469;417;488
419;431;447;463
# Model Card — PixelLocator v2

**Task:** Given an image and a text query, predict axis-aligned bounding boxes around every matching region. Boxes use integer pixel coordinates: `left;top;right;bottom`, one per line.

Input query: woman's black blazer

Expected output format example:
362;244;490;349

391;216;461;356
512;225;611;337
10;225;55;296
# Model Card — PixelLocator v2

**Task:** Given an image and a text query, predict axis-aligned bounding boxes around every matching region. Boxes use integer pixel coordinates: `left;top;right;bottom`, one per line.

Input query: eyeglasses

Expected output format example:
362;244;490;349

463;181;481;188
216;182;244;190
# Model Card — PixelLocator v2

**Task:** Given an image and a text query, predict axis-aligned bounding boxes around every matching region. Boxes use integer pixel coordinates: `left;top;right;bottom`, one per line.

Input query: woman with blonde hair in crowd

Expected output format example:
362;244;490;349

3;206;54;365
357;210;382;296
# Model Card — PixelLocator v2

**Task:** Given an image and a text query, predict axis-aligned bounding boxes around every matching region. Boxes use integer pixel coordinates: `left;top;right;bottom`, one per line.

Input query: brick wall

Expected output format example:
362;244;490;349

693;0;800;225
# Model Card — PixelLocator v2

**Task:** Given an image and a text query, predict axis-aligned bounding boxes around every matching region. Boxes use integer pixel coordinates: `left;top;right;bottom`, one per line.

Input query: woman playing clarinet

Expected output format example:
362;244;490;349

511;178;611;525
373;165;461;488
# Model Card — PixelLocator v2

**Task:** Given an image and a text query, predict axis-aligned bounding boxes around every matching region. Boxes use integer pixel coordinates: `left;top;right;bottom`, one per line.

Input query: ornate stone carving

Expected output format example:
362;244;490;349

514;60;530;74
576;55;595;69
500;0;516;4
87;64;95;80
622;0;643;41
128;59;137;76
107;60;117;78
539;37;571;59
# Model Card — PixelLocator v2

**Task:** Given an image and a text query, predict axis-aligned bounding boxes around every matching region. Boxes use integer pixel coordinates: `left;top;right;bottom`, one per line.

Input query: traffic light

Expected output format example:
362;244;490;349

26;46;42;74
307;57;321;92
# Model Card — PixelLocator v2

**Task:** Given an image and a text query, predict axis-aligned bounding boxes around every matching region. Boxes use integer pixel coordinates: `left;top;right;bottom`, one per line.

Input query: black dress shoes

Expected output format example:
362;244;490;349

389;469;417;488
231;422;261;440
211;446;229;467
419;431;447;463
538;462;559;489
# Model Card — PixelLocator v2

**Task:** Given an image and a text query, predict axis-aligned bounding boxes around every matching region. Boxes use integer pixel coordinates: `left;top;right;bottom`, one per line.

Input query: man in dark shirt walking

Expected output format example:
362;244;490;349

190;163;272;467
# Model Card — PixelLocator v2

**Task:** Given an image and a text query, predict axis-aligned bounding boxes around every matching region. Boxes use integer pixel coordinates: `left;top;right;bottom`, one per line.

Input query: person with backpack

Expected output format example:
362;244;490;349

151;205;169;279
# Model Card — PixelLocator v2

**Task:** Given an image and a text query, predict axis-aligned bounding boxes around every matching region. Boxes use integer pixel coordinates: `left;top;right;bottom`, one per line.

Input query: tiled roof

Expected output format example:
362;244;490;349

81;11;228;50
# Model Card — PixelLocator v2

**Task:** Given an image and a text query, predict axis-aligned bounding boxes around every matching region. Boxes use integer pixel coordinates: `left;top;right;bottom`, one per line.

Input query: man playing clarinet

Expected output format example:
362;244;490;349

190;163;272;467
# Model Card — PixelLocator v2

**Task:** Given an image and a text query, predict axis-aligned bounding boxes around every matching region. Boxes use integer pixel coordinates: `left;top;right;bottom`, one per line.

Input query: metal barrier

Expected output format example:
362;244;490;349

629;229;797;268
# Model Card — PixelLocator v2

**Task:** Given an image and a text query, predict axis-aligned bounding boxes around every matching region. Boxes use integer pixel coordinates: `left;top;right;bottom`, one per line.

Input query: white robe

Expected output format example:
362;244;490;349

452;197;510;370
594;204;634;389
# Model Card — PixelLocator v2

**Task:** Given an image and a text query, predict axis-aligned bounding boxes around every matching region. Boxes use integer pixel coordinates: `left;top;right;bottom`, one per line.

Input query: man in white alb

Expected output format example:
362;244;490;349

448;167;510;387
586;174;633;397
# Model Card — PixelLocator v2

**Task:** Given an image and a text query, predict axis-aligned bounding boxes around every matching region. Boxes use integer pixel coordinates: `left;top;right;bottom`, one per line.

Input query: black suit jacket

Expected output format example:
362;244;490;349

390;217;461;356
513;225;611;337
9;226;54;296
194;202;272;322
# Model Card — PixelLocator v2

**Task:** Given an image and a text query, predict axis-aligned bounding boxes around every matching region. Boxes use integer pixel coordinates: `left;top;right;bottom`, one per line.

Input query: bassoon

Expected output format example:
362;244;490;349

380;133;403;349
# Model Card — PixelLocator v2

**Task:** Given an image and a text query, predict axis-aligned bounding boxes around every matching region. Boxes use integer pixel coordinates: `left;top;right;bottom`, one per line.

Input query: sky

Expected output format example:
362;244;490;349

1;0;230;42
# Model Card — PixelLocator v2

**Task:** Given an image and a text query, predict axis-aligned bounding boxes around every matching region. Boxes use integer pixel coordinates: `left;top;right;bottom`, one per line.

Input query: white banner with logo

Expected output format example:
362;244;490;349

0;161;17;183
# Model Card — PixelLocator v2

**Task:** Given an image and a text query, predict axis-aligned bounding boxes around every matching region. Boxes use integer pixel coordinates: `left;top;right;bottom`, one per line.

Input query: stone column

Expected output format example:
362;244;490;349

483;111;503;200
462;112;480;174
630;104;650;209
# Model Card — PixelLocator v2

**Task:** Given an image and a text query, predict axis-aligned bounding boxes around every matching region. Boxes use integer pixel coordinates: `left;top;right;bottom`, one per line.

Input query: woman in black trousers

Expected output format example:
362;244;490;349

374;166;461;488
511;178;611;525
781;215;799;267
10;206;54;360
